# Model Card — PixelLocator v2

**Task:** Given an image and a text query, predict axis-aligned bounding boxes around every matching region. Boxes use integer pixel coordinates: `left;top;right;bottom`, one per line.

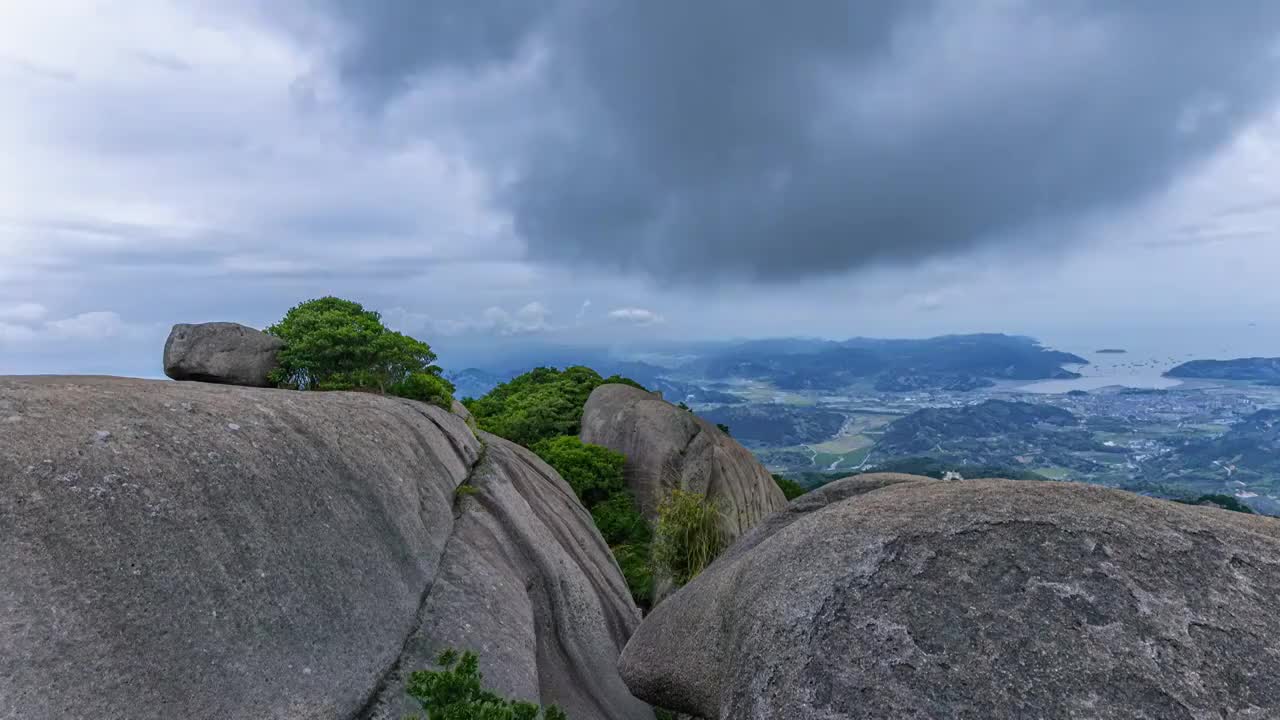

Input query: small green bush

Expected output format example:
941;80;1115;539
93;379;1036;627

1176;493;1255;514
610;542;654;609
772;474;805;500
405;648;567;720
652;489;726;588
590;493;651;546
390;372;457;410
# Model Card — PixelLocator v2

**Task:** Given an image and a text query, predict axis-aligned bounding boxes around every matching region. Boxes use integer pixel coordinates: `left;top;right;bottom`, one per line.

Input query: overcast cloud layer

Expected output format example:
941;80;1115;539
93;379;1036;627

320;0;1280;280
2;1;1280;376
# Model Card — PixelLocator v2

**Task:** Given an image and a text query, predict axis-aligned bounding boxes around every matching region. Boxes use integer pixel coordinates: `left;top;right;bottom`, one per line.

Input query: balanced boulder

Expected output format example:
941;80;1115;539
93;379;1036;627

580;383;786;538
163;321;283;387
0;376;650;720
620;476;1280;719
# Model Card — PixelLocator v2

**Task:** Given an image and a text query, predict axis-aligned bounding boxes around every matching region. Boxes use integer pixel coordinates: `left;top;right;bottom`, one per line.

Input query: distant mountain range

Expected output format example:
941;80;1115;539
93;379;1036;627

447;334;1090;401
686;334;1086;391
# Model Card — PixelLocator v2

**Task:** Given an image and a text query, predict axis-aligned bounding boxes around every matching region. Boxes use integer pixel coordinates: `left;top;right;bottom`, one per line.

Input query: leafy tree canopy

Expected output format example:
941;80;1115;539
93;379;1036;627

389;372;456;410
532;435;627;507
465;366;642;447
267;297;447;401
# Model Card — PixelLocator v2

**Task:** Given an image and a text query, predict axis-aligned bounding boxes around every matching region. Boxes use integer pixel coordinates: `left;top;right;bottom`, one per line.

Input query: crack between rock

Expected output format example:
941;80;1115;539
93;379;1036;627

351;440;488;720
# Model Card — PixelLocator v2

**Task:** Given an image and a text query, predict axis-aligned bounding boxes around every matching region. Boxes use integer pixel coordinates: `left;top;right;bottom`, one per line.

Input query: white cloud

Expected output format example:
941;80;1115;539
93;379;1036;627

0;302;47;322
482;301;554;335
0;309;151;346
607;307;664;326
0;322;36;344
44;311;135;340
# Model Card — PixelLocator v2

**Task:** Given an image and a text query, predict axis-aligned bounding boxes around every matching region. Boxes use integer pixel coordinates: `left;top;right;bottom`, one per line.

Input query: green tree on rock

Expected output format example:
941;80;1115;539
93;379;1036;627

266;297;454;409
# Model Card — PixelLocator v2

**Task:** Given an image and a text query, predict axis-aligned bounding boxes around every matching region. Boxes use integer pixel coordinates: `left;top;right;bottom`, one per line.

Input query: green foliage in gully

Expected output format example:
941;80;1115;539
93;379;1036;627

531;435;654;608
651;489;727;588
405;648;566;720
467;367;654;607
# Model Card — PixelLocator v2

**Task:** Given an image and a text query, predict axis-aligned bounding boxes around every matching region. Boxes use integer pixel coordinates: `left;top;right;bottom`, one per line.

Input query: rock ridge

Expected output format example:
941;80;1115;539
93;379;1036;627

1;376;650;720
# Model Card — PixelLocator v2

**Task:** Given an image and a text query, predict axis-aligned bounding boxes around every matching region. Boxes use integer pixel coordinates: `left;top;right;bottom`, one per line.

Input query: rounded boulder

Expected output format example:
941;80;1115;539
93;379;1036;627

620;477;1280;719
163;322;284;387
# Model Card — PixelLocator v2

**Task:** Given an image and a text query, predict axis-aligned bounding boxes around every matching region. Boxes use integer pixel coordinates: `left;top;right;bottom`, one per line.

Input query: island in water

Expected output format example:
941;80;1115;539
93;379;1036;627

1096;348;1127;354
1165;357;1280;383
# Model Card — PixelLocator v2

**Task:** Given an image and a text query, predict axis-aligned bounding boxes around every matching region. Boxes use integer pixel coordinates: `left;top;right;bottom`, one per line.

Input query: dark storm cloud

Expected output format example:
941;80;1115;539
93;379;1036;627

317;1;1280;280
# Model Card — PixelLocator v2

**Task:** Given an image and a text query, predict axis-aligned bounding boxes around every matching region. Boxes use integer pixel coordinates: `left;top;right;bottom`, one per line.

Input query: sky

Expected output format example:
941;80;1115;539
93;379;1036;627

3;1;1280;375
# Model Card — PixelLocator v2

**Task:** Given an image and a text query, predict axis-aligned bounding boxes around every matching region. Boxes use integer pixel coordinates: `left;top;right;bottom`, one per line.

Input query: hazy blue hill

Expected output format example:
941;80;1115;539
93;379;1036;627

446;368;511;400
1165;357;1280;382
698;404;846;447
875;400;1118;470
873;373;995;392
686;334;1084;390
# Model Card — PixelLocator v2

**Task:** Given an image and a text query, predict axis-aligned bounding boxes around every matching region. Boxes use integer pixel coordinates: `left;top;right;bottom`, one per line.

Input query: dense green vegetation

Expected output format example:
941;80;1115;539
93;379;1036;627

465;366;642;447
531;436;653;608
532;435;628;507
1174;493;1255;514
405;648;566;720
652;489;726;588
266;296;454;409
772;474;806;500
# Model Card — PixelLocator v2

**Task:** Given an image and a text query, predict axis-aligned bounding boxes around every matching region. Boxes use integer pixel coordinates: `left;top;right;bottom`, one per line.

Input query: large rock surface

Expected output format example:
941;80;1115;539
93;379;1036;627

0;376;650;720
620;476;1280;719
580;384;786;538
163;322;283;387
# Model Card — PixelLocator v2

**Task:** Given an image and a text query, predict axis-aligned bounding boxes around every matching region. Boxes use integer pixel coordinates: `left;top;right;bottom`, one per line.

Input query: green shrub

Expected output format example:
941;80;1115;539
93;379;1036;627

772;474;805;500
590;493;651;546
652;489;726;588
267;297;447;399
390;371;457;410
1176;493;1255;514
532;435;627;507
610;542;655;609
715;423;731;436
532;434;652;607
405;648;566;720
